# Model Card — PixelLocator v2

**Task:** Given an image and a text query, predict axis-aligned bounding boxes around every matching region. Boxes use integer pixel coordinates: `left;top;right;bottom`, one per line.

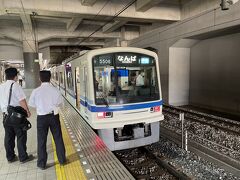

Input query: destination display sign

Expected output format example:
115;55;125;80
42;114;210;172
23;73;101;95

116;54;138;66
93;53;154;67
117;55;137;64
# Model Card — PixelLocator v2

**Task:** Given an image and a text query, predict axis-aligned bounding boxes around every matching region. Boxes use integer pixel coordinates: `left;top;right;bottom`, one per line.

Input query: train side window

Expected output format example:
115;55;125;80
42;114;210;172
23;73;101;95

65;63;74;91
75;67;81;110
60;72;63;84
56;72;58;81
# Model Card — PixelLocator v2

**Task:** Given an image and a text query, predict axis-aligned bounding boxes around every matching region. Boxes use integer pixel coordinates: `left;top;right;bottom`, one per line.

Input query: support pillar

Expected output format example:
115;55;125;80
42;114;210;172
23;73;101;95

21;12;40;89
23;52;40;88
22;39;40;88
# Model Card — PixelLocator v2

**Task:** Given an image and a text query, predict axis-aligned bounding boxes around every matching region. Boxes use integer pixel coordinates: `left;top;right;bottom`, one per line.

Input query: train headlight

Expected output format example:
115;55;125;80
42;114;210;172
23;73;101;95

97;112;113;119
97;112;105;119
150;106;160;112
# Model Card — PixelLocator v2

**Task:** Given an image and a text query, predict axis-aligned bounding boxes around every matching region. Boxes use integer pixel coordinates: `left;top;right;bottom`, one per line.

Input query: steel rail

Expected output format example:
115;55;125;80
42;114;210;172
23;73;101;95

163;104;240;126
160;126;240;178
163;107;240;136
140;147;193;180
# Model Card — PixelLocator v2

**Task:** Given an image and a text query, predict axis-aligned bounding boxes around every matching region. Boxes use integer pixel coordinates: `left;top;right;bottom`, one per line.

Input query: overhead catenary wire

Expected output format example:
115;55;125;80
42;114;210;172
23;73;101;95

92;0;111;20
4;6;36;54
19;0;36;42
16;0;136;58
32;14;39;52
77;0;137;46
72;0;110;44
19;0;37;53
20;27;36;53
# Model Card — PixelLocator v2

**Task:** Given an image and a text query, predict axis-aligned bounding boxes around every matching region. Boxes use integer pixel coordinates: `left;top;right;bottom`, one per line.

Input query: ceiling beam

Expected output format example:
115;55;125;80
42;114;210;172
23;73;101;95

0;39;22;47
37;27;120;42
0;0;5;16
102;21;127;33
20;13;33;32
0;32;22;42
34;16;70;23
136;0;163;12
82;20;105;26
39;34;119;42
67;17;83;32
81;0;97;6
4;0;180;21
39;40;104;49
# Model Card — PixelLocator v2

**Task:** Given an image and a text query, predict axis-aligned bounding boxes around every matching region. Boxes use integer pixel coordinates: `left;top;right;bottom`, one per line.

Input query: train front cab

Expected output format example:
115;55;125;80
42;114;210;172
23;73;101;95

87;50;164;151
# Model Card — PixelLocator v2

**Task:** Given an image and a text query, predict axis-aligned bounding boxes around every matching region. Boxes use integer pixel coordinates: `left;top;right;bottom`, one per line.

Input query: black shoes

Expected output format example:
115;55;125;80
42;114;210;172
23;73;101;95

8;154;34;164
8;155;18;163
37;160;68;170
20;154;34;164
60;159;68;166
37;165;46;170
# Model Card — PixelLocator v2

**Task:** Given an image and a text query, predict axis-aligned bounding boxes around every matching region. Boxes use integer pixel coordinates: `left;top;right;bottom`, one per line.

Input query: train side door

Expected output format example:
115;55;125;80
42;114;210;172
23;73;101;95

58;72;60;90
75;67;81;110
63;69;67;96
83;66;88;114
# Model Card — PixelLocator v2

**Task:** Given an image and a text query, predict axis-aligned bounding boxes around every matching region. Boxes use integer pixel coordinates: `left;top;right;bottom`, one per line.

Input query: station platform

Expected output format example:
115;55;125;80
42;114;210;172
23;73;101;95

0;89;134;180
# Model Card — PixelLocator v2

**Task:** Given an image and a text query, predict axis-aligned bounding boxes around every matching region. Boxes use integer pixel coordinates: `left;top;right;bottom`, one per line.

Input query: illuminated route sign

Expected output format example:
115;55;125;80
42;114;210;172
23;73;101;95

116;54;138;66
93;53;154;67
117;55;137;64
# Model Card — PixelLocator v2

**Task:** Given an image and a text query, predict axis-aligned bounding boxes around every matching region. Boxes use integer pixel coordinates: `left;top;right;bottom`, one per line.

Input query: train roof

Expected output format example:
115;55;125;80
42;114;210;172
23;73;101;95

63;47;158;64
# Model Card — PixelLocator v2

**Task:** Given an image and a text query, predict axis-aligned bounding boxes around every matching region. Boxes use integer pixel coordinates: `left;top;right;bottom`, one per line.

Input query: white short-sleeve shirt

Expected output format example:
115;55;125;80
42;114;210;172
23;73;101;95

136;74;144;86
0;80;26;113
29;83;63;115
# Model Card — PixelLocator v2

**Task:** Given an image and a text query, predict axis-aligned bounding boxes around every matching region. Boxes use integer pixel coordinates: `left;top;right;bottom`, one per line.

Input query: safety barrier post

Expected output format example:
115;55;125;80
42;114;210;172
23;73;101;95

179;113;184;149
185;130;188;151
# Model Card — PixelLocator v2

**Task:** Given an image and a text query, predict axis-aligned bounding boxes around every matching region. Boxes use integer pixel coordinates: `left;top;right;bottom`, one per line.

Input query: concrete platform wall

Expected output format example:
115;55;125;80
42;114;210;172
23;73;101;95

0;45;23;62
190;33;240;115
129;1;240;113
169;47;190;106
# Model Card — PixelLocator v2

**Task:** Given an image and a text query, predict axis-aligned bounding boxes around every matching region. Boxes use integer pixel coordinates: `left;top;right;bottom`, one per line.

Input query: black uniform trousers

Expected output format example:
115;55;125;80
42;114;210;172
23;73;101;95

4;117;28;161
37;113;66;168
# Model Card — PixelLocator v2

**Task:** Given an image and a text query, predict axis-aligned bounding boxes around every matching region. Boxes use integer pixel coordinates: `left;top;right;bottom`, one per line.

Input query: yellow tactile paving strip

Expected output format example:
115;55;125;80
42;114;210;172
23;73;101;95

52;115;87;180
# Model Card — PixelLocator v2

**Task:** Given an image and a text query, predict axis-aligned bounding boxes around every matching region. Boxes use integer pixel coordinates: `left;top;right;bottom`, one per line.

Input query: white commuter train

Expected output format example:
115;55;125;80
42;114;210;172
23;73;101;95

51;47;164;151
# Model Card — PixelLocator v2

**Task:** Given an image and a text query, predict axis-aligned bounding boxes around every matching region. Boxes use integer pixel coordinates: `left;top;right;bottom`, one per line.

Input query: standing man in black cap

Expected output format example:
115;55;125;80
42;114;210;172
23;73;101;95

0;67;34;163
29;70;66;170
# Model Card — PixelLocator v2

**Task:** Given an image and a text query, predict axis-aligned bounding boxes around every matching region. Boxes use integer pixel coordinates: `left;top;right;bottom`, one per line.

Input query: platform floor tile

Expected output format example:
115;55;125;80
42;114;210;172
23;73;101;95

0;89;56;180
59;99;135;180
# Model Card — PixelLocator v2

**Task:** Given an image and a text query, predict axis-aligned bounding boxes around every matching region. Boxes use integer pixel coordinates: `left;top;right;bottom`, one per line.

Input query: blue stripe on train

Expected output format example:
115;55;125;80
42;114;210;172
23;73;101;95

80;99;163;112
63;88;162;112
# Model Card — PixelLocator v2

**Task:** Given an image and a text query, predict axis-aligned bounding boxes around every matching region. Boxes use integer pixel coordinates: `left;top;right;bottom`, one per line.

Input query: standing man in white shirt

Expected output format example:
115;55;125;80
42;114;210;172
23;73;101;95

136;71;145;87
0;67;33;163
29;70;66;170
18;74;23;87
135;70;145;96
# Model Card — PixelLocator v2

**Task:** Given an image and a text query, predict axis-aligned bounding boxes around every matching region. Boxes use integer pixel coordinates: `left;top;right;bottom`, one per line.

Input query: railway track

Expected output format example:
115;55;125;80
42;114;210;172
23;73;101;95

114;147;192;180
114;105;240;179
160;126;240;178
163;104;240;136
115;136;240;180
161;105;240;178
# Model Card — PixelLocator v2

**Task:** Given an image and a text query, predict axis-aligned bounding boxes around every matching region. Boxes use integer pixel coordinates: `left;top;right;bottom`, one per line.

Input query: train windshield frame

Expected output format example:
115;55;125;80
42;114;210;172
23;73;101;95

92;52;160;105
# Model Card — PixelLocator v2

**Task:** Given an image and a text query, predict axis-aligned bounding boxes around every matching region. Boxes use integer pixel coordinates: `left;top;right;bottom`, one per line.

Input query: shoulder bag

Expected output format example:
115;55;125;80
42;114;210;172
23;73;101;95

4;83;32;130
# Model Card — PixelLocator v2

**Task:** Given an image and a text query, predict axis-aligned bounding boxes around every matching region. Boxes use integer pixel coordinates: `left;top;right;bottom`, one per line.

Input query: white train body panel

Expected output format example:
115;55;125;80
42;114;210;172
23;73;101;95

51;47;164;151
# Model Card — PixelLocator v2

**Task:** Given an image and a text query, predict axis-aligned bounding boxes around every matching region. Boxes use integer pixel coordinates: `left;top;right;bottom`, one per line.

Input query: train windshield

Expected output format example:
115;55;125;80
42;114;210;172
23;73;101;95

93;53;160;105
